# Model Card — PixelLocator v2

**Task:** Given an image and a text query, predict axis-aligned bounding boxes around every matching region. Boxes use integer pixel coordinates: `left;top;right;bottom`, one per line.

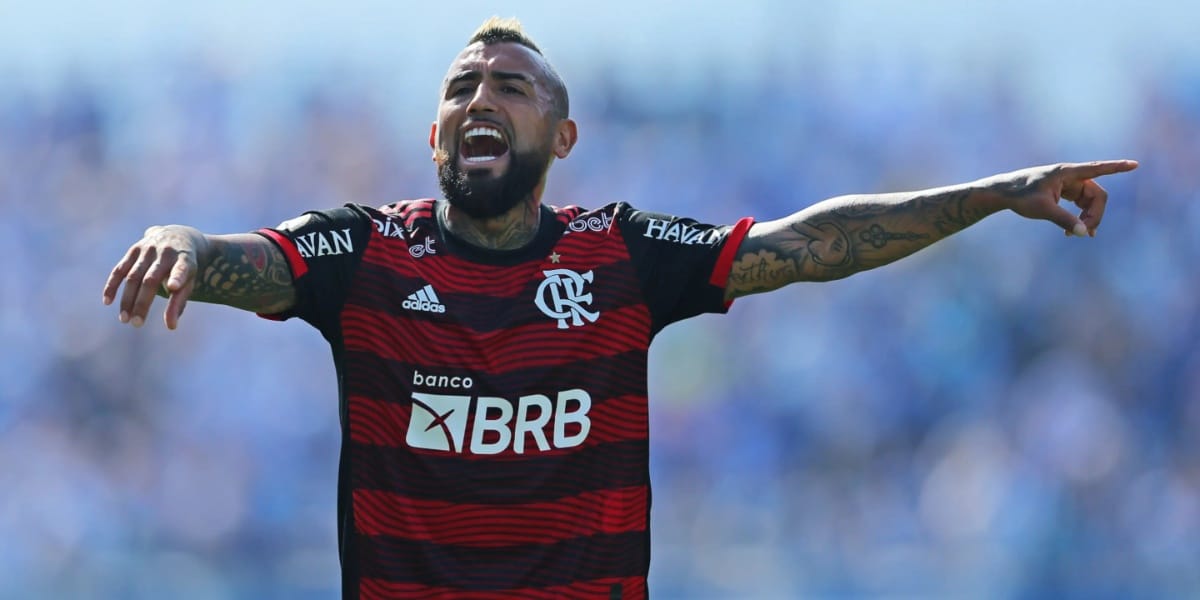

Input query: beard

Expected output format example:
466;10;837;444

438;148;549;220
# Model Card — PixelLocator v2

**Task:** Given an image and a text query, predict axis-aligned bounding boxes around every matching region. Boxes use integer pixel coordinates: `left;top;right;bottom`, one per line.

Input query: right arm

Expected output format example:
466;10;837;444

102;225;296;329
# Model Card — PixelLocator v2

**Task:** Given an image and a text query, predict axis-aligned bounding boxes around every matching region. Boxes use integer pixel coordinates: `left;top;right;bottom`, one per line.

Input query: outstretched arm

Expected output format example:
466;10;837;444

102;225;296;329
724;160;1138;299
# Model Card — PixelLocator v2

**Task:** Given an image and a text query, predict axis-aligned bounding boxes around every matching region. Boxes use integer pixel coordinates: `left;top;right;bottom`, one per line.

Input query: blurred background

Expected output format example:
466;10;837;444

2;0;1197;597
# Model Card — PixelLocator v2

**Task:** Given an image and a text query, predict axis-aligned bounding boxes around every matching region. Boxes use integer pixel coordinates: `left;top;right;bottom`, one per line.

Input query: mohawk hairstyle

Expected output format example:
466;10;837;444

469;16;543;54
466;16;569;118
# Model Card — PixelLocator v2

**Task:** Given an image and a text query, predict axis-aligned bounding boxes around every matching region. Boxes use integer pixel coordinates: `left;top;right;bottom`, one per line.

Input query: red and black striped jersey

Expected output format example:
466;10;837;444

257;199;753;599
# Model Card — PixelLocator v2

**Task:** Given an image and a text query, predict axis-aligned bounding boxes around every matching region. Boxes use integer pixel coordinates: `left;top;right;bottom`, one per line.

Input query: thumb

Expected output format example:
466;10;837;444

1042;204;1089;237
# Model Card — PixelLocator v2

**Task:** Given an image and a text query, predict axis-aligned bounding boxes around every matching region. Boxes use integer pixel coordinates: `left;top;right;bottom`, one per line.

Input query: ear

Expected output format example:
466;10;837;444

552;118;578;159
429;122;438;159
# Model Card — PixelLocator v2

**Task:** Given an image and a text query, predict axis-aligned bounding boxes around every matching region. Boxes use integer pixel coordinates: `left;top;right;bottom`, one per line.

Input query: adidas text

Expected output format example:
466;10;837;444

403;285;446;313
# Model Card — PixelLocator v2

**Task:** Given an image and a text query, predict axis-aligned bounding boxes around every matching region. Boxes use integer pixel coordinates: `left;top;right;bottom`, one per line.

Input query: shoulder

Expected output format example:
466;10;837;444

372;199;436;226
359;199;437;238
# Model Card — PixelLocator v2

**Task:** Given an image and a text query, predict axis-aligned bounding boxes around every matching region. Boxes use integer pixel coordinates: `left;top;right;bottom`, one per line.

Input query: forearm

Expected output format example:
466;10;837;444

726;180;1010;297
156;227;296;313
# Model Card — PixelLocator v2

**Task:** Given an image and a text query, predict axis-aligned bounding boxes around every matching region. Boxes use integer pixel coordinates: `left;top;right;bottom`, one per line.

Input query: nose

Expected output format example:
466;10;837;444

466;83;496;114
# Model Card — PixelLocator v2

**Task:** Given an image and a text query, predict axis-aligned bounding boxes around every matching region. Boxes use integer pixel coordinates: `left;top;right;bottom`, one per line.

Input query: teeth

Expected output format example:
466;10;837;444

465;156;497;163
464;127;503;141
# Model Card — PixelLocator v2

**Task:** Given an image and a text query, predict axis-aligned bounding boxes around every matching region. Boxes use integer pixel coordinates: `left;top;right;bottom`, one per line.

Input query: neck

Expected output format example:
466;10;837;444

441;197;542;251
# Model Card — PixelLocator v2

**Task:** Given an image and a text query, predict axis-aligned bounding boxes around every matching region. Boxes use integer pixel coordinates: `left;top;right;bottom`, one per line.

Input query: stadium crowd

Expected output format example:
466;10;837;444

1;50;1197;597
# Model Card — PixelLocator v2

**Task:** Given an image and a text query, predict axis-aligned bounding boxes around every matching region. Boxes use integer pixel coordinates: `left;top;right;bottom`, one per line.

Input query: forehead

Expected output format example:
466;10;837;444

443;41;548;84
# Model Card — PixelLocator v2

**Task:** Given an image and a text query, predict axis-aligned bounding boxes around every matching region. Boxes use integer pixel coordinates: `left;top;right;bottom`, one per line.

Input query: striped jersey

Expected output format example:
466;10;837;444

257;199;753;599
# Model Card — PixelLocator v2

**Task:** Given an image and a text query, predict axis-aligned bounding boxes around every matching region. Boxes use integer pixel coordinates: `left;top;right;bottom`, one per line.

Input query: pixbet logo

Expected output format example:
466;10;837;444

373;217;405;239
534;269;600;329
408;236;437;258
406;390;592;455
566;212;613;233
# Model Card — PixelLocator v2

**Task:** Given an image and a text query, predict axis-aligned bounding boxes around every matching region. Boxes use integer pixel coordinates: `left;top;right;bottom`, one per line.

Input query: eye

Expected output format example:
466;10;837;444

501;84;526;96
450;86;473;98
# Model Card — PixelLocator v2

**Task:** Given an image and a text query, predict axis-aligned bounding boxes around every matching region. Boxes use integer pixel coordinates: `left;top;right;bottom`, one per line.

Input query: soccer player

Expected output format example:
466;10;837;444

101;17;1137;600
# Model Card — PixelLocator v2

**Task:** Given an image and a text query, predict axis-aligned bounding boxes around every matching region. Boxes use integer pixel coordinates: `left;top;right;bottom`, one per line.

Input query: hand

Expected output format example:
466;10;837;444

991;160;1138;237
102;225;209;330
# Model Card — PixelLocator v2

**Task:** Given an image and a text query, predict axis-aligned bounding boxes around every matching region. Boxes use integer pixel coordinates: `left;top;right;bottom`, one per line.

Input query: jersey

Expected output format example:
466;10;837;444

256;199;753;599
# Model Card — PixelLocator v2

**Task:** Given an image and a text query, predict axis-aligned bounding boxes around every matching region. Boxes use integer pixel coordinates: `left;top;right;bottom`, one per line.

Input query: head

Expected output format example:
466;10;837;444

431;17;577;219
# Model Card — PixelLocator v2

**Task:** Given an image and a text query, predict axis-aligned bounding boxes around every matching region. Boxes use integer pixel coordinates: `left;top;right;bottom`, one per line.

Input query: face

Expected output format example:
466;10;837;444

431;42;576;219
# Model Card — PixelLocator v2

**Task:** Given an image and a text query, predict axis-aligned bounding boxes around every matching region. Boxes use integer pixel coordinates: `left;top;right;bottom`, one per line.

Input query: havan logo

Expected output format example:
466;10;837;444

406;390;592;455
294;228;354;258
642;218;721;245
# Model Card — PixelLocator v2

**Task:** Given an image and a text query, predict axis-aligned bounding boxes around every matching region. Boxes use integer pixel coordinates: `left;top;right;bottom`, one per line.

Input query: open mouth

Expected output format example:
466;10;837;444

460;126;510;164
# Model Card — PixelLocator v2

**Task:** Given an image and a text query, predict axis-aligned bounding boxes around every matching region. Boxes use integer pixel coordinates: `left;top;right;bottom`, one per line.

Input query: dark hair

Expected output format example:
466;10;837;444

468;17;569;118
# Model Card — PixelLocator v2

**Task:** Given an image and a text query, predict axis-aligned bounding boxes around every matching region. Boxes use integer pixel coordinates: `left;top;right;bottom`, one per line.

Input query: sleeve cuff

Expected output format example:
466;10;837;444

709;217;754;288
710;217;754;310
253;228;307;320
255;228;308;279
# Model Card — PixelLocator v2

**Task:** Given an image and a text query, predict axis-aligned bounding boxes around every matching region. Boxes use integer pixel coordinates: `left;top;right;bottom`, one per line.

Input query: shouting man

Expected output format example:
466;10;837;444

103;17;1137;600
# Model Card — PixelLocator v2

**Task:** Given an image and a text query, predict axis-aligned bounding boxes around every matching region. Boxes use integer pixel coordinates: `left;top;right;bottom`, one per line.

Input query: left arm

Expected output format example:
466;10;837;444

724;160;1138;299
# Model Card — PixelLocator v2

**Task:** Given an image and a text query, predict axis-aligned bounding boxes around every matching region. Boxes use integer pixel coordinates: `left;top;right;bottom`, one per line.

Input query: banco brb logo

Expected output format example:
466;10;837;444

406;390;592;454
535;268;600;329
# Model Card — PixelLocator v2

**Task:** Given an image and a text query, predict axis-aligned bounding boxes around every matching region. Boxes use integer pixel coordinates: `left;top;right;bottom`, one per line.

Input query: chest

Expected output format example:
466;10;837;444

346;236;650;367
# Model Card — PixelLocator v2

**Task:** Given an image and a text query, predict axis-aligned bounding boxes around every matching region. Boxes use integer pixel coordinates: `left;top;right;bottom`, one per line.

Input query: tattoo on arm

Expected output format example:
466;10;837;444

727;250;801;296
190;235;296;313
725;182;1004;299
931;189;985;234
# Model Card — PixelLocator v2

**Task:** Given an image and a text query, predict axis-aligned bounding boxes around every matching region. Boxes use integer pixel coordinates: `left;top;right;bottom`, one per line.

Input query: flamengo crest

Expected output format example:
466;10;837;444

535;268;600;329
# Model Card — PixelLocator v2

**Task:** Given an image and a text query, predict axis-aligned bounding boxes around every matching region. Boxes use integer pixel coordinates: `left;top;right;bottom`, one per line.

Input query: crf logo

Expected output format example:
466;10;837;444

534;269;600;329
406;390;591;454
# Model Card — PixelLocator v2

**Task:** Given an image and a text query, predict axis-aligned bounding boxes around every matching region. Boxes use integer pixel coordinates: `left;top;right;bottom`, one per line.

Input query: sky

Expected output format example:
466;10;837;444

0;1;1194;150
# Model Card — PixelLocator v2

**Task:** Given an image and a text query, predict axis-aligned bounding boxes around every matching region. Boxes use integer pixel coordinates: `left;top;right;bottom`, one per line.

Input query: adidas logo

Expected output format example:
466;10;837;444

402;284;446;314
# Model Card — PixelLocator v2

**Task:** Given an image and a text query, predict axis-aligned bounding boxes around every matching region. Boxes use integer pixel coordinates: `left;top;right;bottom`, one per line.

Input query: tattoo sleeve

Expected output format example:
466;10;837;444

725;181;1015;299
188;234;296;314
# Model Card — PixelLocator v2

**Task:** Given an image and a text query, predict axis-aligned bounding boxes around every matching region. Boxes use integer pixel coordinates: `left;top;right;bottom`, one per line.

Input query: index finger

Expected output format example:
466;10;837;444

1064;160;1139;180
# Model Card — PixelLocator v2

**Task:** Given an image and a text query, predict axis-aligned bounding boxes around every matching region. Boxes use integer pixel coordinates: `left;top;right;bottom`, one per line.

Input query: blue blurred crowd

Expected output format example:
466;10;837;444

1;51;1197;598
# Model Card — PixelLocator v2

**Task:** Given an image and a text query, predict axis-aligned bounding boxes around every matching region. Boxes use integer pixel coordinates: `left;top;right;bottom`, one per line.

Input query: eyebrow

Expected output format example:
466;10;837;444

446;70;535;87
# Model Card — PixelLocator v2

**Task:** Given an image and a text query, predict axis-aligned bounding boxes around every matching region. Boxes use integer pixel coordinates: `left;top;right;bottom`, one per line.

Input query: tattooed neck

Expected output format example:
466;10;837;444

440;199;542;251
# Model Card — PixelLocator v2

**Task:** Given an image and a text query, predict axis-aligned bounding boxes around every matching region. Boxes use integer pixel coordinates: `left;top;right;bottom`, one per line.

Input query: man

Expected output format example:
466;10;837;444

102;16;1136;600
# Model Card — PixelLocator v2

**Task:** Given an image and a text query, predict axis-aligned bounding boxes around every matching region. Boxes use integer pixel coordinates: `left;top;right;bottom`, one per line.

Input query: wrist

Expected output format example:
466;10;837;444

971;177;1024;214
162;224;212;266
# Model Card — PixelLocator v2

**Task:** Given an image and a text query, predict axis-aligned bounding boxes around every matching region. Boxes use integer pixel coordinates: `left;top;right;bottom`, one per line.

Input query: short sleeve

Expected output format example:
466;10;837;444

614;203;753;334
254;205;374;336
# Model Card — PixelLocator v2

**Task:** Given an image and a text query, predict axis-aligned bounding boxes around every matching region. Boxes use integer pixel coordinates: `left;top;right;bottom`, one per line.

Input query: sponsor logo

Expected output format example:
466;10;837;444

406;390;592;455
373;217;406;239
403;284;446;313
408;236;437;259
372;218;437;258
566;212;614;233
294;228;354;258
412;369;474;389
642;218;721;245
534;269;599;329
